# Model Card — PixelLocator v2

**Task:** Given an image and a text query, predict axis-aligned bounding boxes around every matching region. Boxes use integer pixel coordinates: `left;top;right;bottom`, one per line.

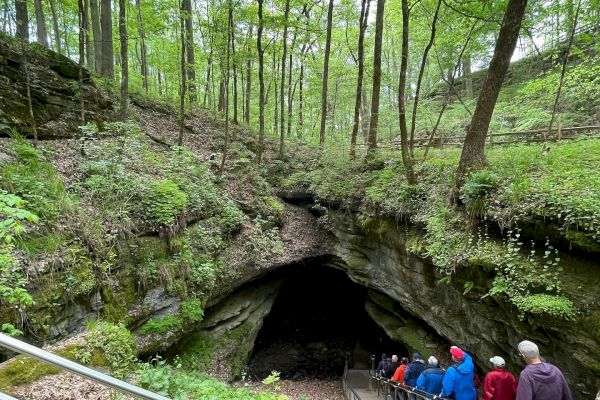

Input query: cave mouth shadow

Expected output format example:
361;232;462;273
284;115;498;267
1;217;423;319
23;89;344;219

247;261;407;380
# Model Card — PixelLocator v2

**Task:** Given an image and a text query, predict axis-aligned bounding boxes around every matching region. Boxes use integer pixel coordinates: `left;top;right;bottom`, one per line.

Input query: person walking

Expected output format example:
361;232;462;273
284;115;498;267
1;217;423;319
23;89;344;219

441;346;477;400
516;340;572;400
416;356;445;395
376;353;390;377
386;355;400;378
404;352;427;387
483;356;517;400
391;357;409;383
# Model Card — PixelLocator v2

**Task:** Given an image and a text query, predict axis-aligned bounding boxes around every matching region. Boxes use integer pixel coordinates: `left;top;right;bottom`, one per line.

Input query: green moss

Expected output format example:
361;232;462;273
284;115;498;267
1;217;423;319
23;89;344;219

0;345;81;390
144;179;187;225
180;300;204;322
564;230;600;253
139;315;183;335
511;294;577;320
393;322;430;360
100;270;139;323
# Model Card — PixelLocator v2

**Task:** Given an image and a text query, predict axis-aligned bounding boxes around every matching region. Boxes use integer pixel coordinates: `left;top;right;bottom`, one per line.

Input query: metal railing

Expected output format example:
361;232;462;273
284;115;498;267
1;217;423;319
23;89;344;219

370;372;450;400
0;333;170;400
0;392;17;400
342;357;363;400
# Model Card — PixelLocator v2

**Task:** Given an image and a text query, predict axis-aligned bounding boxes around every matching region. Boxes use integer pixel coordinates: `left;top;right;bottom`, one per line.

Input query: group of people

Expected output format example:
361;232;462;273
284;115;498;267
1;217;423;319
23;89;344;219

374;340;572;400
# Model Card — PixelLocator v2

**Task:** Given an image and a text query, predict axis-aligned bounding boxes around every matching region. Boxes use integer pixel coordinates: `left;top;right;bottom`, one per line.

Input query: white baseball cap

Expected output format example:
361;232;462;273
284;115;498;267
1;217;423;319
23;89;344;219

490;356;505;367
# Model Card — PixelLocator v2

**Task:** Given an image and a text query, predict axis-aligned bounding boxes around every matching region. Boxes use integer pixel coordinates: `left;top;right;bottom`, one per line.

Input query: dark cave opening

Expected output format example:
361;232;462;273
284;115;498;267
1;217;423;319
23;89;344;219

248;262;407;380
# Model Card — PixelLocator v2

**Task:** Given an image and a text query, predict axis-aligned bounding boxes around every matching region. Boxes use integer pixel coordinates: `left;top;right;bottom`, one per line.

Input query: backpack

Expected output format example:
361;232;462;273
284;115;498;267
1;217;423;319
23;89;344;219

379;359;390;376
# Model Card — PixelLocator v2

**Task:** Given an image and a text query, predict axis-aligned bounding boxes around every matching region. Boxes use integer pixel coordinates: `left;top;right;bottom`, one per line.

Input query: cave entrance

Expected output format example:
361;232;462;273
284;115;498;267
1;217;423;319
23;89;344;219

248;262;407;380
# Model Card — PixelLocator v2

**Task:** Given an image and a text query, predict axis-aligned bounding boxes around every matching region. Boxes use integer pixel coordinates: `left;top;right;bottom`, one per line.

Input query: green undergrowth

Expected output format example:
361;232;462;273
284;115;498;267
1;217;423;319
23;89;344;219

279;139;600;320
173;321;253;380
139;359;286;400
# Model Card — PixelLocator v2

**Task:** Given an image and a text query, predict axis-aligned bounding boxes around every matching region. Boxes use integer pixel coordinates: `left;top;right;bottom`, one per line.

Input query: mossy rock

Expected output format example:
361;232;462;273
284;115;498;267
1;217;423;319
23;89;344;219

564;229;600;253
0;345;78;390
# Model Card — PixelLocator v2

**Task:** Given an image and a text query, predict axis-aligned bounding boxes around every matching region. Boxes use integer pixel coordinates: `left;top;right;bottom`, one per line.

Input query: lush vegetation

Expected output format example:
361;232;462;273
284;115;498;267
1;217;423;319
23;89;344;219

279;138;600;319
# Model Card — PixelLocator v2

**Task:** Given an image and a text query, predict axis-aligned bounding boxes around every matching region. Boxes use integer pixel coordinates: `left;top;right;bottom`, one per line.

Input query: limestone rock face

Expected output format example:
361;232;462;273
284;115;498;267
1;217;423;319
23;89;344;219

0;33;112;139
327;210;600;399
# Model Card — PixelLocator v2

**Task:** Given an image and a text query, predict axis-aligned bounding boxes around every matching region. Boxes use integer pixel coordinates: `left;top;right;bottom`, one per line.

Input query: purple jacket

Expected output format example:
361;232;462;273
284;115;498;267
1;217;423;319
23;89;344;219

516;363;572;400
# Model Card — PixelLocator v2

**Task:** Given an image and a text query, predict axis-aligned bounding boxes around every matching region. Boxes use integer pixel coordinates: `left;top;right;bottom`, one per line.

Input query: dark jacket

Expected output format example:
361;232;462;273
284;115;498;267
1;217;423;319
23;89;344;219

377;359;390;376
385;361;399;379
516;363;572;400
404;360;427;387
441;353;477;400
483;368;517;400
416;365;445;395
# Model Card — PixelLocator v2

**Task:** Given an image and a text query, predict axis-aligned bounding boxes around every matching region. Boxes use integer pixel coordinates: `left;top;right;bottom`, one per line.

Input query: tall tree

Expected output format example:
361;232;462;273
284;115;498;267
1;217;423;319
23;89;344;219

77;0;85;124
456;0;528;186
135;0;148;93
244;26;253;124
318;0;334;147
547;0;581;139
181;0;196;104
367;0;385;152
408;0;442;156
15;0;28;41
178;0;187;146
33;0;48;47
89;0;101;72
100;0;114;79
231;10;238;123
48;0;61;53
350;0;370;158
219;0;233;174
83;0;93;70
398;0;415;184
256;0;265;163
279;0;290;157
118;0;128;118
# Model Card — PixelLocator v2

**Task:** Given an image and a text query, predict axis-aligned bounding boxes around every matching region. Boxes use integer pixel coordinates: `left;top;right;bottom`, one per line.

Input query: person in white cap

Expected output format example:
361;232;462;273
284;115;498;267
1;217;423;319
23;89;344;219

483;355;517;400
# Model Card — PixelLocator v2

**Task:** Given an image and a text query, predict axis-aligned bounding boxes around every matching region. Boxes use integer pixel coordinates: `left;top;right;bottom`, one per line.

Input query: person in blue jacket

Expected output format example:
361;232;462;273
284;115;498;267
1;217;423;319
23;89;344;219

416;356;445;395
404;352;427;387
441;346;477;400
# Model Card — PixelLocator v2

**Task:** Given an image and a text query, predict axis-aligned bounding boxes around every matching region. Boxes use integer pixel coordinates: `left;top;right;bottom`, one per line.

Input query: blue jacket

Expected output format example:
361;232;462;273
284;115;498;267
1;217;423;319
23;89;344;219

441;353;477;400
416;366;445;395
404;361;427;387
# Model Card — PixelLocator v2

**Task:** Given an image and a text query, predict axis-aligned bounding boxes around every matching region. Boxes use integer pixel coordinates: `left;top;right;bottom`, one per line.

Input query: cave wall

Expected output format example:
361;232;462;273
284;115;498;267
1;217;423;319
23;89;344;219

326;210;600;399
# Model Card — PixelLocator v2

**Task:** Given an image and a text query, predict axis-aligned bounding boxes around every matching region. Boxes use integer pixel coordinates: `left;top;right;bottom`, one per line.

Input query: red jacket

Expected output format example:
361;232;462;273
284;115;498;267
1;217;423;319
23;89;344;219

392;364;407;383
483;368;517;400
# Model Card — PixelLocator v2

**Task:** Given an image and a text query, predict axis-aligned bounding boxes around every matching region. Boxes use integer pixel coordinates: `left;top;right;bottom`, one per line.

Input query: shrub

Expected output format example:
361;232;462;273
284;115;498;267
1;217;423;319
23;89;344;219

76;322;137;378
144;180;187;225
180;299;204;322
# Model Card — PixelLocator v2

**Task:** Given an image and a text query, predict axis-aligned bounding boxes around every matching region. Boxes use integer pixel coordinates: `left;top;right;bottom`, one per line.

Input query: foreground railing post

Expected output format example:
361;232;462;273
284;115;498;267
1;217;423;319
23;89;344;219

0;333;170;400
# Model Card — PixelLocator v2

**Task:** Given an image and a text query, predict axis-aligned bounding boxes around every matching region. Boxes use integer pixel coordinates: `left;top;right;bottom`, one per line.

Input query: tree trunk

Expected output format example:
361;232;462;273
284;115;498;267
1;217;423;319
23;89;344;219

463;52;473;98
367;0;385;152
244;26;252;124
231;11;238;123
89;0;101;72
286;41;295;140
298;61;304;139
361;88;369;140
119;0;128;118
135;0;148;93
178;0;187;146
181;0;196;104
319;0;334;147
219;0;233;174
204;45;213;108
547;0;581;139
20;40;38;145
256;0;265;163
15;0;28;41
456;0;528;186
350;0;370;158
48;0;60;53
34;0;48;47
78;0;86;124
398;0;416;184
278;0;290;158
2;0;9;33
408;0;442;156
100;0;114;79
83;0;93;70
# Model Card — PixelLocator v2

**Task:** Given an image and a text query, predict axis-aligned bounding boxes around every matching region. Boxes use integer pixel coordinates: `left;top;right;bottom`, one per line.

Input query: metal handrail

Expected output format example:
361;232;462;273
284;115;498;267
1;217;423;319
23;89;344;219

0;392;17;400
0;333;170;400
370;372;450;400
